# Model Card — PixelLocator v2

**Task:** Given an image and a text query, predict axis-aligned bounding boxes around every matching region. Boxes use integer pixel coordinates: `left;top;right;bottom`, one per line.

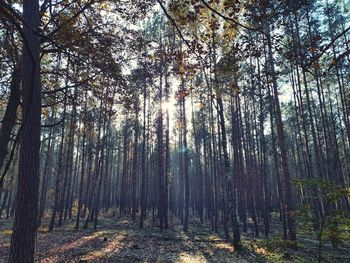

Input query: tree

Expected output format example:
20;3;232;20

9;0;41;261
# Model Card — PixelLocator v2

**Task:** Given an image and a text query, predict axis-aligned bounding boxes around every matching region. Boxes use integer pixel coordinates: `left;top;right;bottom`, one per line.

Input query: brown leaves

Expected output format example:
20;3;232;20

230;85;241;95
310;46;318;52
175;59;197;78
312;61;320;69
177;89;190;99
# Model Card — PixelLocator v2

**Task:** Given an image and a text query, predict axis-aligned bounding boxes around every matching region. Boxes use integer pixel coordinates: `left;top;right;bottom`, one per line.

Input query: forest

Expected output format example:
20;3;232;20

0;0;350;262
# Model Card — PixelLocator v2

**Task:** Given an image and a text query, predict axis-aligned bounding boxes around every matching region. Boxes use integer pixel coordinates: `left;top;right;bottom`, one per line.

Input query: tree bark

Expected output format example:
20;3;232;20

9;0;41;261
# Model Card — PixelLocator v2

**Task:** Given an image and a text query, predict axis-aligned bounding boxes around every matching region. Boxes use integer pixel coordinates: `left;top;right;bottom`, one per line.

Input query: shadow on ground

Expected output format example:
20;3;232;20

0;217;256;263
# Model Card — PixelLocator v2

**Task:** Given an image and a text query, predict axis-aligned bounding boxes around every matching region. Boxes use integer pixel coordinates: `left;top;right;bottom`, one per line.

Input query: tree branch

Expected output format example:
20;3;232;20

200;0;253;31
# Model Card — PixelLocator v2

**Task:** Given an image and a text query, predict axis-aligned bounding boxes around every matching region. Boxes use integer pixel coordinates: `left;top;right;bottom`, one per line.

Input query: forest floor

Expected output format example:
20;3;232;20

0;215;349;263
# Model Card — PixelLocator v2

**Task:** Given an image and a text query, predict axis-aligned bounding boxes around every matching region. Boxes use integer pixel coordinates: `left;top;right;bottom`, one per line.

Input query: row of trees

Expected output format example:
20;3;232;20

0;0;349;261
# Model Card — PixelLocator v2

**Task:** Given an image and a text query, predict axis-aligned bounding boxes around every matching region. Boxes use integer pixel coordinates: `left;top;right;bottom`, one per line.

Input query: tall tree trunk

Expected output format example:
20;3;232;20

157;73;165;231
9;0;41;260
0;67;21;179
267;26;296;242
140;77;147;228
75;92;87;229
48;90;67;232
181;79;190;232
38;108;56;226
131;109;139;220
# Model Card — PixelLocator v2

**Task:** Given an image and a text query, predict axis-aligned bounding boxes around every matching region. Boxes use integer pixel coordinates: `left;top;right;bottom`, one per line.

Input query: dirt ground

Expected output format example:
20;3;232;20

0;216;349;262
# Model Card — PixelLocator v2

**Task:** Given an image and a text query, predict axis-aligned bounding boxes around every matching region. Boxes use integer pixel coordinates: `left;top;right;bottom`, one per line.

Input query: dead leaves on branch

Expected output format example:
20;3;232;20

168;0;243;51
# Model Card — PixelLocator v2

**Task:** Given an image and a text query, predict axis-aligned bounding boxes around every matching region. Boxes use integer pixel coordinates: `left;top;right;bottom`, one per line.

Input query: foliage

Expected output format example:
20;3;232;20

293;178;350;261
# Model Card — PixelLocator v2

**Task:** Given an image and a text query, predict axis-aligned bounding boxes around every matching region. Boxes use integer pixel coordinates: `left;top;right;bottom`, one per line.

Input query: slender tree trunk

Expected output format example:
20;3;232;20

0;67;21;178
75;93;87;229
267;26;296;242
49;90;67;232
38;108;56;226
140;78;147;228
181;79;190;232
132;109;139;220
